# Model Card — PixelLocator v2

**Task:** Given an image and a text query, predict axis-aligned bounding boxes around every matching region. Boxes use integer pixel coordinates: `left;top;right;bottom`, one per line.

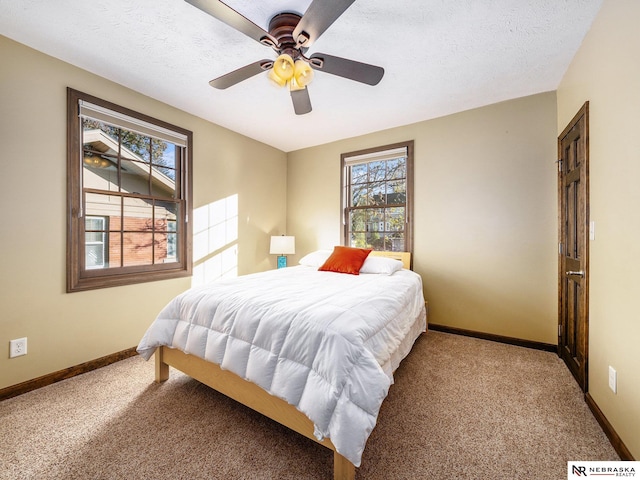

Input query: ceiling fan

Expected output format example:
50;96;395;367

185;0;385;115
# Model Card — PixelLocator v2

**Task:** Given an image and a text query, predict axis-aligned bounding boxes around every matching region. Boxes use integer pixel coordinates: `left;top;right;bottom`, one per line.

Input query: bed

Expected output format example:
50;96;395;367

137;248;427;480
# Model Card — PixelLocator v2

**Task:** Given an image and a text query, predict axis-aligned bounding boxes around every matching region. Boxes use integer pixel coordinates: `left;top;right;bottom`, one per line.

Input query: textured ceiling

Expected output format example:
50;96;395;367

0;0;602;152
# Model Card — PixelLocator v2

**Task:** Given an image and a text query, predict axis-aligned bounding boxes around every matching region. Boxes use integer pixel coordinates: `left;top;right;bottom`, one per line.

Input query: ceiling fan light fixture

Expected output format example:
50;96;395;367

83;155;111;169
272;54;295;81
288;76;305;92
193;0;383;114
293;60;314;87
268;68;287;88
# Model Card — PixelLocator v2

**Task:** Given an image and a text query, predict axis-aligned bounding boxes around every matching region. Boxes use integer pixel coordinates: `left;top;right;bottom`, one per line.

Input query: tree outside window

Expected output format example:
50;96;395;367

342;141;414;252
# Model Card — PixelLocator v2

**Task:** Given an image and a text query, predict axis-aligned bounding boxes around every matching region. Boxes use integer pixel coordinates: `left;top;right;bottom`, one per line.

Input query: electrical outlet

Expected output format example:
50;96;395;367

9;337;27;358
608;366;617;394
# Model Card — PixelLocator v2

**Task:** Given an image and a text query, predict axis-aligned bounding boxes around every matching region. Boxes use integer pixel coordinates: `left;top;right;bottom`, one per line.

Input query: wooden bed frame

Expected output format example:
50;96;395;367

154;251;416;480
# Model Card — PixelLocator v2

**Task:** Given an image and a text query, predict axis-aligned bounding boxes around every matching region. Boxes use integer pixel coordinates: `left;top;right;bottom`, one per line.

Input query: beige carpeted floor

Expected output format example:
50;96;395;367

0;331;618;479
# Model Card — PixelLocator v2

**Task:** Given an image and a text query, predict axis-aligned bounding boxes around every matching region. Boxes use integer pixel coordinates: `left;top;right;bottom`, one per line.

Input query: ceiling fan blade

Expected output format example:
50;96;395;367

290;88;312;115
309;53;384;86
209;60;273;89
185;0;277;47
292;0;355;48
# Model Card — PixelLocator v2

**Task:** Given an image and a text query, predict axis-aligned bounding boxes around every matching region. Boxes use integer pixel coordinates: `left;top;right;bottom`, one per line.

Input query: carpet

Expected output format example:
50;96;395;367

0;332;618;479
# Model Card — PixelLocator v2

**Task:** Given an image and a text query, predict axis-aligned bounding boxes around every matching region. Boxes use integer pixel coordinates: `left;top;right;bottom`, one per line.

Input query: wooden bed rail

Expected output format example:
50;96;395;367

155;346;356;480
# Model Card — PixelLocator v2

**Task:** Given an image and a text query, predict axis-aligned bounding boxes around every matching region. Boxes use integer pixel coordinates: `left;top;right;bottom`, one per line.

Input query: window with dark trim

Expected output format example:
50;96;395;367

341;141;414;252
67;88;192;292
85;216;108;269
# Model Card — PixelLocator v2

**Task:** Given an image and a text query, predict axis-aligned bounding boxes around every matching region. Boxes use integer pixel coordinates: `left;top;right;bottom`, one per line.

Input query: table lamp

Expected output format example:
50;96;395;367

270;235;295;268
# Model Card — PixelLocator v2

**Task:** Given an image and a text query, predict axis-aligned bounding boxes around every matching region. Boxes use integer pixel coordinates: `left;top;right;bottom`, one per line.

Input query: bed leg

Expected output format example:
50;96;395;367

333;452;355;480
155;347;169;383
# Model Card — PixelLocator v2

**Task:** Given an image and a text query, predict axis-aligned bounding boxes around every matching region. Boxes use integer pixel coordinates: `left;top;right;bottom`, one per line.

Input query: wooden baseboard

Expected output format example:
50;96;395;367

585;393;635;461
428;323;557;352
0;347;138;401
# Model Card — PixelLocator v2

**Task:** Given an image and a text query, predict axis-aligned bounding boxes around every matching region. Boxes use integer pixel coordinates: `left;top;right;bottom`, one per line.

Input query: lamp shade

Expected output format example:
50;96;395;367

270;235;295;255
294;60;314;87
268;68;287;87
272;54;295;81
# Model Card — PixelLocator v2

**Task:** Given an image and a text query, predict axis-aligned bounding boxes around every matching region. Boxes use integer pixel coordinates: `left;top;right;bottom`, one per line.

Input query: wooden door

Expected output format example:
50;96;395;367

558;102;589;392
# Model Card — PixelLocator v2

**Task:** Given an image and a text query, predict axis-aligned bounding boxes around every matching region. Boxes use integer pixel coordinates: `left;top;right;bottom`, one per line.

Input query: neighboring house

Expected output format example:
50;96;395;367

82;129;177;268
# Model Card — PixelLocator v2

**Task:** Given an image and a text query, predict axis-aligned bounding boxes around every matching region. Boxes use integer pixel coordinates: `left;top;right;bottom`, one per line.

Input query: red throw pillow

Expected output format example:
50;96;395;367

318;246;372;275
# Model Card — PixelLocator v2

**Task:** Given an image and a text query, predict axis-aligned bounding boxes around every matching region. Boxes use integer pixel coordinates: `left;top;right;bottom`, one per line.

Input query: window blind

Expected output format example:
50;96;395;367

79;100;188;147
343;146;407;166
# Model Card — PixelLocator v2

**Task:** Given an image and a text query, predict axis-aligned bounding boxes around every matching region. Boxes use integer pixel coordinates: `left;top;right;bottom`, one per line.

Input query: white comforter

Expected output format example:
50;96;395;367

137;265;426;466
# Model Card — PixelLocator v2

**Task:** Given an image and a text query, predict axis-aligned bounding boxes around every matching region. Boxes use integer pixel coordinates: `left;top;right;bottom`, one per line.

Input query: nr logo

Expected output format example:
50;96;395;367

572;465;588;476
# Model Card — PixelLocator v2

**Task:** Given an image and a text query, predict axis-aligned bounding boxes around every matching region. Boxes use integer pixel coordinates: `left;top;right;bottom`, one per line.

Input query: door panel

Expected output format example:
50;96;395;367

558;102;589;392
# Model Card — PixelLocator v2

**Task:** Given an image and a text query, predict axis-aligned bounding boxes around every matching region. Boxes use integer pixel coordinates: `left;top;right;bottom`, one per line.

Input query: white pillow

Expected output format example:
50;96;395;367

298;250;332;267
359;256;404;275
300;249;404;275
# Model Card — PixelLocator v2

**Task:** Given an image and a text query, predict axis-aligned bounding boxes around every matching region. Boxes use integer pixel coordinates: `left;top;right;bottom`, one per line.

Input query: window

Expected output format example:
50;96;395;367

341;141;414;252
67;88;192;292
85;216;107;269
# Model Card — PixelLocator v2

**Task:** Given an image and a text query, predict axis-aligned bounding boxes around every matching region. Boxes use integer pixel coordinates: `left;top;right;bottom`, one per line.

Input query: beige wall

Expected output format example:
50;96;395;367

0;36;287;389
557;0;640;459
4;0;637;458
288;92;558;345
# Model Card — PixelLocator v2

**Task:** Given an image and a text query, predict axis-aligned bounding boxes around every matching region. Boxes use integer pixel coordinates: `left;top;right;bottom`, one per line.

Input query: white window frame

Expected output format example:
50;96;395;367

341;141;414;253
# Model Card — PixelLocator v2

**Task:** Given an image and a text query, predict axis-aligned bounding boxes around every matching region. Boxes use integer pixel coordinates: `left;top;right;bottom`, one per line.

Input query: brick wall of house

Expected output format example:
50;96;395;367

107;216;170;267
